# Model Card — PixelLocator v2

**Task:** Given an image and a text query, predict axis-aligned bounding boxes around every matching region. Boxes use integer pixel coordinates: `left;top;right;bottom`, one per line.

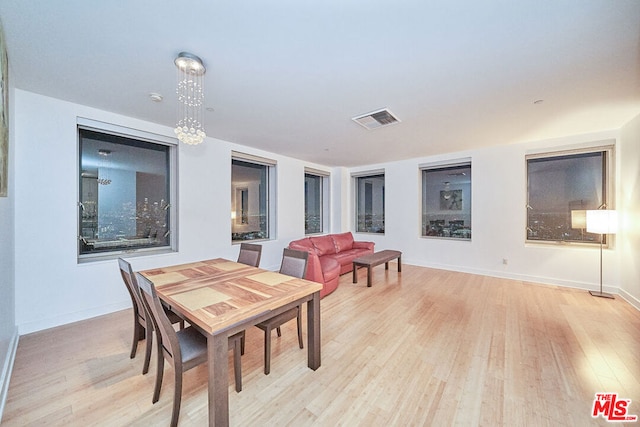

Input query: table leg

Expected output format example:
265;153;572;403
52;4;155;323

367;266;373;287
208;333;229;427
398;255;402;272
307;291;321;370
352;264;358;283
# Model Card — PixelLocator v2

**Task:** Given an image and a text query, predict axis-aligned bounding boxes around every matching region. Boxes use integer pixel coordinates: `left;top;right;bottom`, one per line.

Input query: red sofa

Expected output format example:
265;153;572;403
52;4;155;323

289;232;374;298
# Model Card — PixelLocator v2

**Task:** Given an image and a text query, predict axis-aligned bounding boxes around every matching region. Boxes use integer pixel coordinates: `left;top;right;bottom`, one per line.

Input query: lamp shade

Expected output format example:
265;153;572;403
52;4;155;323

570;210;587;229
586;210;618;234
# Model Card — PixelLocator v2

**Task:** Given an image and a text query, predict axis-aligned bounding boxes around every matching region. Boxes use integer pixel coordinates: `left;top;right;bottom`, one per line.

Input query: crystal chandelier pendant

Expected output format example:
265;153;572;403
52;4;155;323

174;52;206;145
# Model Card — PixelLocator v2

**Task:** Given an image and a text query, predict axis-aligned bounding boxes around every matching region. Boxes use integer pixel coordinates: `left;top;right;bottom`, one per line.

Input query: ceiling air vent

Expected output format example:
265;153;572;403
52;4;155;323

352;108;400;130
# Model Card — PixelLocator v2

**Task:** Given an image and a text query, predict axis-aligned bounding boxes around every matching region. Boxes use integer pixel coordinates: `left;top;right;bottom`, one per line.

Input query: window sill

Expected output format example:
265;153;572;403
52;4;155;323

78;246;175;264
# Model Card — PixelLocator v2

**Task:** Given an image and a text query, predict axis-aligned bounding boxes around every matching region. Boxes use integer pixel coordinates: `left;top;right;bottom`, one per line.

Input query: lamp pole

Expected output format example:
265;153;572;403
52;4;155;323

587;219;615;299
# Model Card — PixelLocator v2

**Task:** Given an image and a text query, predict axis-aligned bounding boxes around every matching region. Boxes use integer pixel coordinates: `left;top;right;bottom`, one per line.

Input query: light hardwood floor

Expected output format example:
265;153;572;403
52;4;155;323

3;264;640;426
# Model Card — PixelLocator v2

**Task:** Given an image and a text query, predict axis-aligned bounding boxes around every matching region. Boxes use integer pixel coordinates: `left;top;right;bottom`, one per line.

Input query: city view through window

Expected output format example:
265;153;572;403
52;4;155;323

527;150;608;243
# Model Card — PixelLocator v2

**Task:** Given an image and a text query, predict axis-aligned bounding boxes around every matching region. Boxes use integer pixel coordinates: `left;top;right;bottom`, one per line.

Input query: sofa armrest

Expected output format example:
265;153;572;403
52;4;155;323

352;240;375;251
289;243;324;283
304;250;324;283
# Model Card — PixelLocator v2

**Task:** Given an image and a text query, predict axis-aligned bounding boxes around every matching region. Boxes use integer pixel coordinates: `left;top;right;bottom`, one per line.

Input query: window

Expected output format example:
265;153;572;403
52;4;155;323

526;147;612;243
78;124;176;260
231;152;276;242
421;162;472;240
304;168;329;235
355;173;385;234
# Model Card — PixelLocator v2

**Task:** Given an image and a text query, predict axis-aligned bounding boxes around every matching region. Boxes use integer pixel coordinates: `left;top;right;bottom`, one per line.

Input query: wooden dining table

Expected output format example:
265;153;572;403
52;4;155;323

139;258;323;426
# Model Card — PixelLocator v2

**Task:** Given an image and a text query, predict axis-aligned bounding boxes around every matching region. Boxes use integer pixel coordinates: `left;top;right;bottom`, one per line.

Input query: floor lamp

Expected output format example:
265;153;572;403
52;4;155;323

586;209;617;299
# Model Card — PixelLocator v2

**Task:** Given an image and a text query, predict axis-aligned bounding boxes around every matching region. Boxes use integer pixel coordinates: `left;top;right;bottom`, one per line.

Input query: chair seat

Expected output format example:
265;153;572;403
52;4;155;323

176;327;208;366
256;307;299;331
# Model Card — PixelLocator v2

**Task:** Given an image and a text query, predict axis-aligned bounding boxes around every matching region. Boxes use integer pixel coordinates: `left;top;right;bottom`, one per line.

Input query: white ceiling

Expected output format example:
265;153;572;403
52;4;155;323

1;1;639;167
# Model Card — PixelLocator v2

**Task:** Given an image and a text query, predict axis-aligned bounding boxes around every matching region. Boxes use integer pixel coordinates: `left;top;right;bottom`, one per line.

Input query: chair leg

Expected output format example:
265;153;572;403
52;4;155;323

170;366;183;427
142;322;153;375
152;343;164;403
264;327;272;375
233;337;242;392
296;307;304;349
131;317;142;359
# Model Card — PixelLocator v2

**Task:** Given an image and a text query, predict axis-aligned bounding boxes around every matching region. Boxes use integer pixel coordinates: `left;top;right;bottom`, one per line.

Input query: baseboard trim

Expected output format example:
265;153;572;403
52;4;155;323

0;328;19;423
404;258;637;310
18;301;130;335
618;288;640;311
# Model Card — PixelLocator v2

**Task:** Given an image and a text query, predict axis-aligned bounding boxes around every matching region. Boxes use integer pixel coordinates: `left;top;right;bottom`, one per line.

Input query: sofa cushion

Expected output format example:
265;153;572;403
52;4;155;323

331;232;354;252
331;248;368;265
310;235;337;256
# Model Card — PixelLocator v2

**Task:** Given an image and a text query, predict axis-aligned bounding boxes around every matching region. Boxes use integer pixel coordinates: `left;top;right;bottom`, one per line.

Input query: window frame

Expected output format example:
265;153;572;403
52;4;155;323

77;119;178;263
353;171;385;234
304;167;330;235
420;160;472;241
525;144;614;245
231;151;277;243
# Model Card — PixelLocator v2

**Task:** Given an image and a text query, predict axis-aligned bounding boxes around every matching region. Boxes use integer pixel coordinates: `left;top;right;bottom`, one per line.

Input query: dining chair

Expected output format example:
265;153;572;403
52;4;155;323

237;242;262;267
255;248;308;375
135;272;244;427
118;258;184;374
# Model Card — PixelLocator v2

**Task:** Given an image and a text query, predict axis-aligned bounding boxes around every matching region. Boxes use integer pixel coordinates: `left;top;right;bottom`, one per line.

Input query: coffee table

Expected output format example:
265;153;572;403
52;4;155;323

352;250;402;287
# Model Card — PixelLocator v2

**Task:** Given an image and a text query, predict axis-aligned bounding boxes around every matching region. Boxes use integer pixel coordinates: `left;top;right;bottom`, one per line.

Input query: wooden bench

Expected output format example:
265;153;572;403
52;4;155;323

352;250;402;287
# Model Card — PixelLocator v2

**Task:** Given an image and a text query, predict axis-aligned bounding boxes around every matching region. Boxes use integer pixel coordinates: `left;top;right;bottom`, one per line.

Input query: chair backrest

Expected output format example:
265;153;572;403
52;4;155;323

237;243;262;267
118;258;146;323
279;248;309;279
135;272;181;363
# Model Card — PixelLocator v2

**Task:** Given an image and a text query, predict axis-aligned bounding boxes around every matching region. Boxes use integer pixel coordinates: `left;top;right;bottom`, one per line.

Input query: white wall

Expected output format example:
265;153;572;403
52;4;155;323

11;88;640;335
0;83;16;420
348;130;636;299
619;114;640;308
13;90;334;334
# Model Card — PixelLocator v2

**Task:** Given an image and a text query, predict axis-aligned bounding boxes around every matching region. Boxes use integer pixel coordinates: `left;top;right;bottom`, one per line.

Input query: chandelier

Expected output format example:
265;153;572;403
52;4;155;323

174;52;206;145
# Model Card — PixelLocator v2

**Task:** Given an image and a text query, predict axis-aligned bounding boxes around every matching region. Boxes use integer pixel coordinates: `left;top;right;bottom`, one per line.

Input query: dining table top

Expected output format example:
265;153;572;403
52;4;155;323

139;257;323;336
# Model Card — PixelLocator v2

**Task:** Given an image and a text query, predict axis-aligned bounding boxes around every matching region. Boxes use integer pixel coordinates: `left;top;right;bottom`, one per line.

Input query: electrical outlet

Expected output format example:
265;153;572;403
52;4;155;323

502;258;508;265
